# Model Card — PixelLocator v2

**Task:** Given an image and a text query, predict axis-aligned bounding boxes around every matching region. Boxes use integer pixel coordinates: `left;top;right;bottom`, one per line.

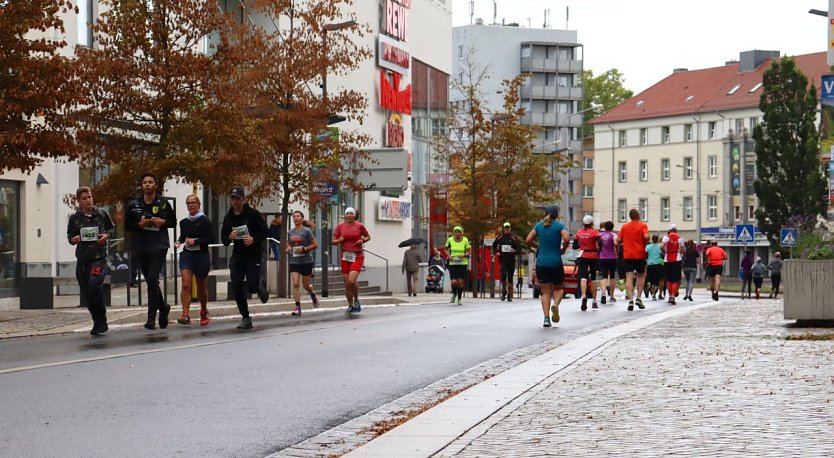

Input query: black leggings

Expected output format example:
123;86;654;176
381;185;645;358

230;255;262;318
138;249;167;321
771;273;781;295
77;258;108;326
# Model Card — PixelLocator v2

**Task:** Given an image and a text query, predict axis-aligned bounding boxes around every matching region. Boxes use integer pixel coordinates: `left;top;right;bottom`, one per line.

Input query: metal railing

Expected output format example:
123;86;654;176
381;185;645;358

362;248;389;293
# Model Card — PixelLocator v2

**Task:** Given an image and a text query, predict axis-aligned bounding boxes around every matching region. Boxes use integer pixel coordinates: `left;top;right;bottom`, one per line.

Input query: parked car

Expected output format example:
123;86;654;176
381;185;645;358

529;249;581;299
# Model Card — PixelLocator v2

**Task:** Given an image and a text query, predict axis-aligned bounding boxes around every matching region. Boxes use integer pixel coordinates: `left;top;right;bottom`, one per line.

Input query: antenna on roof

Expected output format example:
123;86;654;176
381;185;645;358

543;9;550;28
493;0;497;25
469;0;474;25
566;6;569;29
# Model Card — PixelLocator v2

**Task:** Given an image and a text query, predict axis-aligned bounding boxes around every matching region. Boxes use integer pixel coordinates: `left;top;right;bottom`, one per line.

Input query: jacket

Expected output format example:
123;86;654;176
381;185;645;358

221;204;268;259
67;206;115;261
125;194;176;253
178;215;214;254
402;247;423;273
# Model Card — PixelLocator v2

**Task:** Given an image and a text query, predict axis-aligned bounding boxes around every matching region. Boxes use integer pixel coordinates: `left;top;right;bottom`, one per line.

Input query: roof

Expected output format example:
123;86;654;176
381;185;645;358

590;52;828;125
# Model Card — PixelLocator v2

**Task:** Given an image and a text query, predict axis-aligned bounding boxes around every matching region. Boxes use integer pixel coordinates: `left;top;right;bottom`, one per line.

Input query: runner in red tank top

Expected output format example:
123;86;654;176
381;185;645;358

661;224;684;304
574;215;601;311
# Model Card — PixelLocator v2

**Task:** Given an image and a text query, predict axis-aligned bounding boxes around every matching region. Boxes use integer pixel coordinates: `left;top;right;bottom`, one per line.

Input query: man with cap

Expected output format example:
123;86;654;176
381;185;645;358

492;222;521;301
221;186;269;329
661;223;684;305
574;215;601;310
333;207;371;314
125;172;176;330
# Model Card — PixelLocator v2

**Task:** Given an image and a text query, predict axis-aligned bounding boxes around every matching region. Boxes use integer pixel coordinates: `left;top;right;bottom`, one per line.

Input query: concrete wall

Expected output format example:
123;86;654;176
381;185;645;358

783;260;834;320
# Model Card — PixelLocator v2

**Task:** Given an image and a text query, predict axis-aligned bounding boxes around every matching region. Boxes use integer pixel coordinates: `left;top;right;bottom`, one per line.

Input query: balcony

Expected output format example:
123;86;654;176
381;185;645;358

520;113;586;128
520;57;583;74
520;85;582;100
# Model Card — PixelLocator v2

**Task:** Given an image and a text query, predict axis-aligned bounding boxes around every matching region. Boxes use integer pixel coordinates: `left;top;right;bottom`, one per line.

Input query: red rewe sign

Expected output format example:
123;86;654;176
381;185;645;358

380;70;412;115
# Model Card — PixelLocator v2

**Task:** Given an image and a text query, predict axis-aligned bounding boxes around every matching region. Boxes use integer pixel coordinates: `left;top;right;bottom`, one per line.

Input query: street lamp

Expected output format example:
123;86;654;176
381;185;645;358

319;19;356;297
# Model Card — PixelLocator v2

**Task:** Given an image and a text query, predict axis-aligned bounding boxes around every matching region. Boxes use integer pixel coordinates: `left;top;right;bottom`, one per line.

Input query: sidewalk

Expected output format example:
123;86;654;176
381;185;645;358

338;296;834;457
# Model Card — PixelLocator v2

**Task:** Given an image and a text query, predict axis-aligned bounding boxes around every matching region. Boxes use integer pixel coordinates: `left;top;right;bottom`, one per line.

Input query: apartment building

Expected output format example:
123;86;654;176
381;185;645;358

590;50;828;271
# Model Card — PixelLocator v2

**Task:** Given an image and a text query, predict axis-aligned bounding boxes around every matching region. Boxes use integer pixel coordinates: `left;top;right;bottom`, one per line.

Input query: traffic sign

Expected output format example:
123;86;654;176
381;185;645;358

780;227;798;247
735;224;754;243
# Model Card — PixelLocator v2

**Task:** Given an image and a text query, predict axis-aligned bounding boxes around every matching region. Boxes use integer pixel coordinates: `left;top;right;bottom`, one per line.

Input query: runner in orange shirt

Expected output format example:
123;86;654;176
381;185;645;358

616;209;649;311
704;240;727;301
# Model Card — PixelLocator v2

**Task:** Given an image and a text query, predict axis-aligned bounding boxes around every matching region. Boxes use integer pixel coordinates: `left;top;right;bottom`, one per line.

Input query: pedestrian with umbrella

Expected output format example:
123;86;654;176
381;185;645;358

401;241;424;296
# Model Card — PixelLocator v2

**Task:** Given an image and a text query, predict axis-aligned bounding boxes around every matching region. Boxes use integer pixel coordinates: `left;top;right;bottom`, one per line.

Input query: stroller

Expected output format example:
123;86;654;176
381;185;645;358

425;265;445;293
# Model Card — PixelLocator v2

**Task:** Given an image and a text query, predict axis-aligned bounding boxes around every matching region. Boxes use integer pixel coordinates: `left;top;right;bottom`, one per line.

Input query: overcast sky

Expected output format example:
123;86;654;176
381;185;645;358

452;0;828;93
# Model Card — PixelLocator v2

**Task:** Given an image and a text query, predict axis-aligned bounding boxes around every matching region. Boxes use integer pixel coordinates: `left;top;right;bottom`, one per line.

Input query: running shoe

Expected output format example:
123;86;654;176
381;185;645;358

200;310;210;326
580;297;588;311
507;296;513;302
311;294;319;307
636;298;645;309
543;316;552;328
592;301;598;309
354;300;361;312
90;323;108;336
237;317;253;329
601;295;607;305
627;301;634;311
712;291;719;301
610;296;617;303
345;305;356;315
450;293;456;303
456;297;462;305
669;297;676;305
550;304;560;323
177;315;191;325
159;303;171;329
291;306;301;316
258;285;269;304
501;291;506;301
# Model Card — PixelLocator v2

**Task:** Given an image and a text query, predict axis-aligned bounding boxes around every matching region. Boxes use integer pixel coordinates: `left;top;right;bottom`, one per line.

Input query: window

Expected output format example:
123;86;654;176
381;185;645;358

640;128;648;145
458;45;464;59
639;198;648;221
683;197;693;221
661;126;670;143
639;160;648;181
558;75;570;87
749;117;759;130
683;157;693;179
748;205;755;220
77;0;94;47
618;161;627;182
708;155;718;177
708;195;718;220
619;130;627;147
749;82;763;93
618;199;627;222
734;206;742;221
684;124;693;142
583;157;594;169
735;118;744;133
582;185;594;198
708;121;717;139
727;83;742;95
0;180;20;290
660;197;670;222
661;159;670;181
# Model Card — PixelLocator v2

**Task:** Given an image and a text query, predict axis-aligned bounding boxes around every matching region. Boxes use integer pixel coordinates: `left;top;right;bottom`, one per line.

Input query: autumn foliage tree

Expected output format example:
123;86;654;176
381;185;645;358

0;0;81;173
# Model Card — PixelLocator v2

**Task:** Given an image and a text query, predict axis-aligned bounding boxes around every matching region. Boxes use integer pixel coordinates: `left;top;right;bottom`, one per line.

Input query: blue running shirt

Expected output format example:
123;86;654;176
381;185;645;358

534;220;565;268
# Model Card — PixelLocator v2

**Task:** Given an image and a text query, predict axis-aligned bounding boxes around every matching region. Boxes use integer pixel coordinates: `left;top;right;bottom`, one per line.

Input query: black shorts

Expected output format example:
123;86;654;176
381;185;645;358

753;276;764;288
622;258;647;274
646;264;664;285
598;259;617;278
575;258;598;281
664;261;682;283
536;266;565;286
448;264;468;281
179;251;210;278
707;265;723;277
289;262;314;276
500;262;515;283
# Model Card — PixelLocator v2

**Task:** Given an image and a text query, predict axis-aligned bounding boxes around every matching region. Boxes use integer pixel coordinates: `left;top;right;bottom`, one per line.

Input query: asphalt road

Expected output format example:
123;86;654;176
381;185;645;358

0;295;665;457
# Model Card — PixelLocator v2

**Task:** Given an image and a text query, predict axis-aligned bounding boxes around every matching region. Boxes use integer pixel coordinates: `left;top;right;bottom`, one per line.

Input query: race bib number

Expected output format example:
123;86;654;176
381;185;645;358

80;227;98;242
342;251;356;262
185;244;200;251
450;256;462;265
501;244;512;253
292;246;305;257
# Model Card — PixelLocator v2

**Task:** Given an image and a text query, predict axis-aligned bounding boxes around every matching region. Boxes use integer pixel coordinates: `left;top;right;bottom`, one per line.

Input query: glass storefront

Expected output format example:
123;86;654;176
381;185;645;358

0;180;20;293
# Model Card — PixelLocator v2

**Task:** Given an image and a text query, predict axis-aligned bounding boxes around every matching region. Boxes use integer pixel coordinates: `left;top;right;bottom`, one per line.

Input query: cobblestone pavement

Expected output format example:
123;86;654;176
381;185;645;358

440;299;834;457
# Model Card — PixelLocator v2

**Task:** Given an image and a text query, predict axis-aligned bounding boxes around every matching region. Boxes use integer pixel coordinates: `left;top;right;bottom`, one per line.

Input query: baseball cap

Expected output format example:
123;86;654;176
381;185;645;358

669;223;677;231
344;207;356;215
230;186;245;198
545;204;559;217
582;215;594;225
503;222;511;228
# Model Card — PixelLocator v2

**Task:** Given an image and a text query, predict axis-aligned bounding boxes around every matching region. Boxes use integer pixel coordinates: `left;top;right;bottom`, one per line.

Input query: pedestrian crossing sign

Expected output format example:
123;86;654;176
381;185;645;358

780;227;798;247
735;224;754;243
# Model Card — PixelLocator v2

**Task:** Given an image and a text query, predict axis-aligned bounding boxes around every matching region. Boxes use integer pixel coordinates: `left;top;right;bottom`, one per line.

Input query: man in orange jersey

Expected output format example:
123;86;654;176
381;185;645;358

616;209;649;311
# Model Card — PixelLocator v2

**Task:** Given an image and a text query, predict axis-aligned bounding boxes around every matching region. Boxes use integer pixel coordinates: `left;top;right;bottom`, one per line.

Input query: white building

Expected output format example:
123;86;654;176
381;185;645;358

0;0;451;298
590;50;827;273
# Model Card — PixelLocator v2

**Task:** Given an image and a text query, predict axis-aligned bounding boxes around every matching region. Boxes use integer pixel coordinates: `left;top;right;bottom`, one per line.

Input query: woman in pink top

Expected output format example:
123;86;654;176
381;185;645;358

598;221;618;304
574;215;601;311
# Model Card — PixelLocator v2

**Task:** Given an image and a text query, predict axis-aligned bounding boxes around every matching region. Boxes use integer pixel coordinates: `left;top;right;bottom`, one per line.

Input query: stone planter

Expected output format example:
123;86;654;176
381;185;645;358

783;260;834;320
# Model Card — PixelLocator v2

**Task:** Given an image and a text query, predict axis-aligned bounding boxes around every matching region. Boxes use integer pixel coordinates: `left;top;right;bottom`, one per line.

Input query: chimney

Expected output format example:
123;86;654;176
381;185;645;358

475;18;484;25
739;50;780;72
673;68;688;73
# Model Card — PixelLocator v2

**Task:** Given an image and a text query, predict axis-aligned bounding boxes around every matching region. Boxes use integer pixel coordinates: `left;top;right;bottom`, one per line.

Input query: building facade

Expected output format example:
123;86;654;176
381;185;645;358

590;50;828;273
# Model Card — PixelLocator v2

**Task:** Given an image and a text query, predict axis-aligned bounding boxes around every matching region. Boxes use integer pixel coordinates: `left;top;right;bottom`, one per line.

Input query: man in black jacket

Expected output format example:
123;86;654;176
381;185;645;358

221;186;269;329
492;222;521;301
125;173;176;330
67;186;115;335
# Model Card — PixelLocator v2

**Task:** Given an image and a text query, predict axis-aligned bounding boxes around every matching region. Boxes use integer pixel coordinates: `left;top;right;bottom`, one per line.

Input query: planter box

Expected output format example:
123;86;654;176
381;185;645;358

783;260;834;320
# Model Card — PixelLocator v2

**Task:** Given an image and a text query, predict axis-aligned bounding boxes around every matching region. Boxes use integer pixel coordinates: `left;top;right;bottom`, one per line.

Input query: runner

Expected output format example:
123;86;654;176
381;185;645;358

616;209;649;311
287;210;319;316
751;256;767;300
682;239;699;301
767;251;783;298
333;207;370;314
740;249;754;299
704;240;727;301
174;195;213;326
573;215;601;311
126;172;176;330
221;186;269;329
492;222;520;301
645;235;664;301
661;224;684;305
526;205;570;327
598;221;618;305
445;226;471;305
67;186;115;336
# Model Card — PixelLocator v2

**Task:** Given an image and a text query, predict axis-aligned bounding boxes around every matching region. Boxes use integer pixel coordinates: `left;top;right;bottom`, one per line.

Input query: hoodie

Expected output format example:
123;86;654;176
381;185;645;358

221;204;268;259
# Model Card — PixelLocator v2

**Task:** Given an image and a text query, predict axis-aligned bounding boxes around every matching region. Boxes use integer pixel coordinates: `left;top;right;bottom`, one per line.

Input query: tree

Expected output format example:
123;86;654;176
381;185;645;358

0;0;81;173
230;0;373;297
753;57;827;247
72;0;251;202
579;69;633;137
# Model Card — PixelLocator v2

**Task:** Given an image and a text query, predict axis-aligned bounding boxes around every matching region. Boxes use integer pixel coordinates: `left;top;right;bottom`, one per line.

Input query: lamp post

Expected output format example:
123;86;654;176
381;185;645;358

319;19;356;297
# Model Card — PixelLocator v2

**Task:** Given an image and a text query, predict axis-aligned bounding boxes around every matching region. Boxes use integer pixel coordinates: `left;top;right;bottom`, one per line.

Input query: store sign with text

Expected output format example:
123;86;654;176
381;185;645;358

378;34;410;76
385;0;410;42
380;70;412;114
386;113;404;147
378;196;412;221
